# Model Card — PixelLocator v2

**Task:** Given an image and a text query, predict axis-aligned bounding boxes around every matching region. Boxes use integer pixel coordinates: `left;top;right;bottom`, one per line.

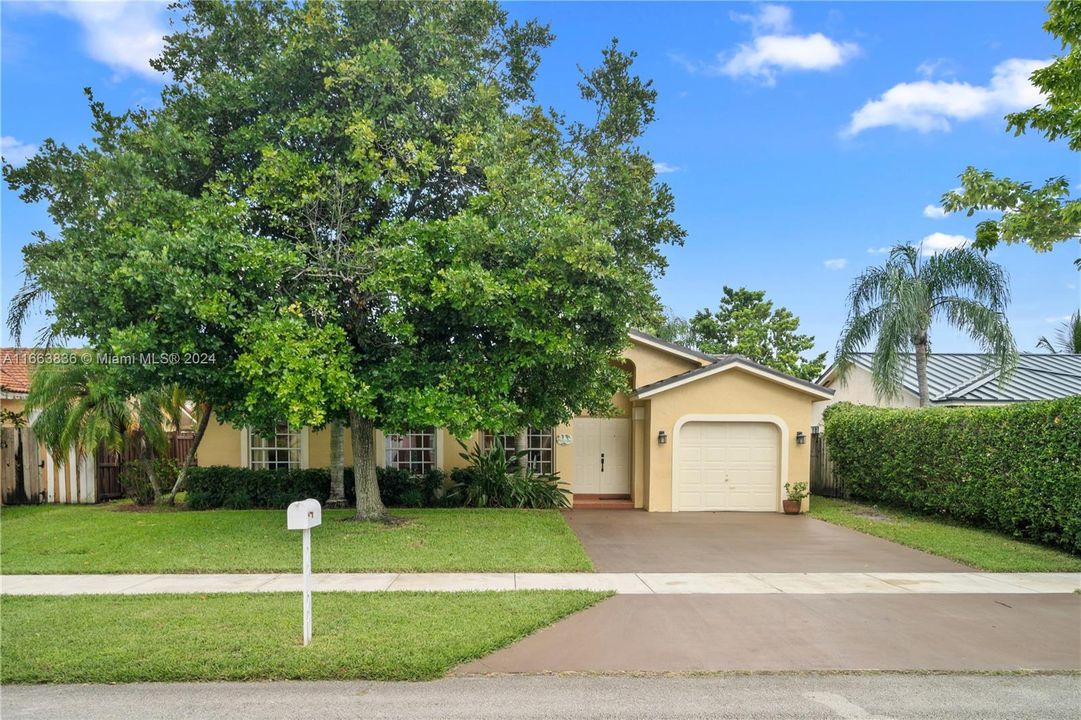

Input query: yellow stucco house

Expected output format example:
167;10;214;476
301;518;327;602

199;330;833;512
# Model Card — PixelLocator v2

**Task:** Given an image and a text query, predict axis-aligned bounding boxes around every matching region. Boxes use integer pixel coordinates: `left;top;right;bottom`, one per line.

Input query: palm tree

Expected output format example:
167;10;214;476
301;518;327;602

1036;311;1081;353
835;244;1017;406
27;358;176;503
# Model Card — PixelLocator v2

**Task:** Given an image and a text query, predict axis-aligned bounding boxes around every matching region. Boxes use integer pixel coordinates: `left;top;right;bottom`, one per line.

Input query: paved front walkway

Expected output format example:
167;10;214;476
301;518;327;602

2;571;1078;595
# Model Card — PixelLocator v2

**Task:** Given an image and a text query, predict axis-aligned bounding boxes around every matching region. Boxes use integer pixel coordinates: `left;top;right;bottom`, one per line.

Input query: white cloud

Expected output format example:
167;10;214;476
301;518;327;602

730;4;793;34
1;136;37;166
844;58;1049;136
50;1;168;79
1045;314;1073;323
922;204;948;219
866;246;891;255
653;162;681;174
720;34;860;85
823;258;848;270
916;58;957;79
673;5;859;86
920;232;970;255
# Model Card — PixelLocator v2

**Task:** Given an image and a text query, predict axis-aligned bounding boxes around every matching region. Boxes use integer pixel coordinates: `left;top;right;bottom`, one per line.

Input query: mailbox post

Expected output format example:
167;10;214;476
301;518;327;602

287;499;322;646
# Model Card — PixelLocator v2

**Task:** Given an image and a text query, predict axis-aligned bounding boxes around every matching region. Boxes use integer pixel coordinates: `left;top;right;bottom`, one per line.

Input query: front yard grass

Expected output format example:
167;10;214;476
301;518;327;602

810;497;1081;573
0;590;606;683
0;505;592;574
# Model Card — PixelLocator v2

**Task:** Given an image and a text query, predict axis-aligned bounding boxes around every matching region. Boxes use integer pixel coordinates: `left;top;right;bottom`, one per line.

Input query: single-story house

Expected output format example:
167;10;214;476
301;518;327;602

199;330;833;512
812;352;1081;425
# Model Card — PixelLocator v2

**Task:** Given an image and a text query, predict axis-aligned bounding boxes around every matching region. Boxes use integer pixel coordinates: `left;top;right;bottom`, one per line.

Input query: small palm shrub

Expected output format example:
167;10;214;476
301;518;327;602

118;457;180;506
449;439;569;509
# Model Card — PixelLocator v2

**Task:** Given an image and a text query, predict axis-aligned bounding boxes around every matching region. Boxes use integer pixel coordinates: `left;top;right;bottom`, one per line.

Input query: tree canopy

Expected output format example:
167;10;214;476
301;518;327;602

689;287;825;381
4;1;684;518
941;1;1080;262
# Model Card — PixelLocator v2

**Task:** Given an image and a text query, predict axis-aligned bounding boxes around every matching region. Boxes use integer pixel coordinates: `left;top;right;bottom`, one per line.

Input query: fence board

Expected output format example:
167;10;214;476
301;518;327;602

810;429;844;499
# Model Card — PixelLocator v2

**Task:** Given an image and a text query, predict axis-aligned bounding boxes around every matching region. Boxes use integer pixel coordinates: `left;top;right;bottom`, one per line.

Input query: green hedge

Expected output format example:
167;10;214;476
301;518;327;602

186;466;445;510
823;397;1081;553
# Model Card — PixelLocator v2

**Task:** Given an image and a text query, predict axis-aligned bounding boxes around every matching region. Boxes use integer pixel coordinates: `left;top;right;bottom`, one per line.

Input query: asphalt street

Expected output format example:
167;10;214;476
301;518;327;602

3;674;1079;720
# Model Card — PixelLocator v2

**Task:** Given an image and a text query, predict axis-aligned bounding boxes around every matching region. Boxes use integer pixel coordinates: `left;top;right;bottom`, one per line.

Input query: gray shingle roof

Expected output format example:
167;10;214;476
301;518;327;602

841;353;1081;403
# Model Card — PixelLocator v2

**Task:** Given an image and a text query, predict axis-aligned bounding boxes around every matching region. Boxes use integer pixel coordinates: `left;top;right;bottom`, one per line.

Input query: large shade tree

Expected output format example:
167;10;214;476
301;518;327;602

834;245;1017;406
6;1;683;520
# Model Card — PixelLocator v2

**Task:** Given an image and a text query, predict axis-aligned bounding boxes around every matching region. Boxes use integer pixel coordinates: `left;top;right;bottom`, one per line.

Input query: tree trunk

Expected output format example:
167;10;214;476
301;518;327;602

326;420;346;507
141;439;162;504
914;334;930;407
349;411;386;521
516;428;529;476
165;404;212;505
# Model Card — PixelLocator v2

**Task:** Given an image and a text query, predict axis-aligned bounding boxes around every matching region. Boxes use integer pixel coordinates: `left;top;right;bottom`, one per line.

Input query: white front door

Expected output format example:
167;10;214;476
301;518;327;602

572;417;631;495
675;421;779;511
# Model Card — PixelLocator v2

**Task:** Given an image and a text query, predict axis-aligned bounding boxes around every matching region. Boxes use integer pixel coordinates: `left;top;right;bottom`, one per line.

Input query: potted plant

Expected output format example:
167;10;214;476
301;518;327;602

783;482;809;515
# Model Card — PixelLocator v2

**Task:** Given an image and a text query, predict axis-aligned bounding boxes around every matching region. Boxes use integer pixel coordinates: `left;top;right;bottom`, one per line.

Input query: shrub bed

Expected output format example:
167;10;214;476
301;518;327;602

823;397;1081;553
186;466;445;510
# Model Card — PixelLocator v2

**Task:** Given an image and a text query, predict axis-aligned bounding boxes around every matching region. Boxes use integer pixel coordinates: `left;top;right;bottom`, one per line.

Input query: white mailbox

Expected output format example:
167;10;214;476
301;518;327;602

286;498;322;646
287;499;322;530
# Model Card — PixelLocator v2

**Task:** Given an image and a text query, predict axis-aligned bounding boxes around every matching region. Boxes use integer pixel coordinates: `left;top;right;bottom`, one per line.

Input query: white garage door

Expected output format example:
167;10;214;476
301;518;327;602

675;422;780;511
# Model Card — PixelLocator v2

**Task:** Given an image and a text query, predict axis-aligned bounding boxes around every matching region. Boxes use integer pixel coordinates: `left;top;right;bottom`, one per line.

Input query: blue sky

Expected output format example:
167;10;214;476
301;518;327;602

2;1;1078;358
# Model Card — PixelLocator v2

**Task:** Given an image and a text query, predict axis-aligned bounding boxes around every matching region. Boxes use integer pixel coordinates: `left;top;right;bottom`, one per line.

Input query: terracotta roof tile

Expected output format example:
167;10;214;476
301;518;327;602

0;348;32;394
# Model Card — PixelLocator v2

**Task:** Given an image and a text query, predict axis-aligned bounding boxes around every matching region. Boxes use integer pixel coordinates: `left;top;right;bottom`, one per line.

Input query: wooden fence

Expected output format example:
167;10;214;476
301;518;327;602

810;427;845;499
1;426;42;504
95;432;196;501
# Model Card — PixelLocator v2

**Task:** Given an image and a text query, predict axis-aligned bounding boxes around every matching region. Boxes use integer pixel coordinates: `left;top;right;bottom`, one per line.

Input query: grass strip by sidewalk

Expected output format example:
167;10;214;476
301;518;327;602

810;497;1081;573
0;590;608;683
0;505;593;574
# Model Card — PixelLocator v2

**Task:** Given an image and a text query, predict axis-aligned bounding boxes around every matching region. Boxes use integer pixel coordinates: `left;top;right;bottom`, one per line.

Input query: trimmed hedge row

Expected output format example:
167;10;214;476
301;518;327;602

186;466;445;510
823;397;1081;553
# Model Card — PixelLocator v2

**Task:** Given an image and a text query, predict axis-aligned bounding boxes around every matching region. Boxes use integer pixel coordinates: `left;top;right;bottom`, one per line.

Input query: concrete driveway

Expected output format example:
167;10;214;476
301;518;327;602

564;509;968;572
456;593;1081;673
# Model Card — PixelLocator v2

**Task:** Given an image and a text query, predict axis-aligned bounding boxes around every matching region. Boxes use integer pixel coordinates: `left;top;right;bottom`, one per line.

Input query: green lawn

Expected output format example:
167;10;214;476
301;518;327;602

0;590;606;683
810;497;1081;573
0;505;593;574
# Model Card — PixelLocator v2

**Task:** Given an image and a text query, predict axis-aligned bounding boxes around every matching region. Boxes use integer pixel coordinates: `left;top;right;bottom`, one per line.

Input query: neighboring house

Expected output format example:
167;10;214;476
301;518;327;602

0;348;197;505
199;330;833;512
812;352;1081;425
1;348;96;504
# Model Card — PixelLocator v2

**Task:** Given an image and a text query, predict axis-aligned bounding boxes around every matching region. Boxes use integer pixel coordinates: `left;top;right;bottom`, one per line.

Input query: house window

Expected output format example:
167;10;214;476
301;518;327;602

525;427;554;475
249;423;302;470
483;431;519;458
483;428;554;475
385;428;436;474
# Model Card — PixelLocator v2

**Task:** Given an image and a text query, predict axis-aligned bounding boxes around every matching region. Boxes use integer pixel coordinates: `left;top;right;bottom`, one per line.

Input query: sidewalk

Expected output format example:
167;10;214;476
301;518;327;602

2;571;1078;595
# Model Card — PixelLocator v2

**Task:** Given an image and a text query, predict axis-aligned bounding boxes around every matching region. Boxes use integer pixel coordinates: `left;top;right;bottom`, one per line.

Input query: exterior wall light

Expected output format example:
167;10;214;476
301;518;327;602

657;430;668;445
796;431;806;445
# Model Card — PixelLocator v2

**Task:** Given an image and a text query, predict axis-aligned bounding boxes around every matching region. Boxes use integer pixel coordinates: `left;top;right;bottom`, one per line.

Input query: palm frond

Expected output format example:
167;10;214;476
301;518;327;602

938;297;1018;377
924;248;1011;313
6;277;50;345
1037;311;1081;353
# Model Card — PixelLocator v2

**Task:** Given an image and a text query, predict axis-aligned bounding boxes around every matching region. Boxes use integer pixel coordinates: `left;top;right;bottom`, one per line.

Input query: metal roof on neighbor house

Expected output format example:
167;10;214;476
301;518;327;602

838;352;1081;403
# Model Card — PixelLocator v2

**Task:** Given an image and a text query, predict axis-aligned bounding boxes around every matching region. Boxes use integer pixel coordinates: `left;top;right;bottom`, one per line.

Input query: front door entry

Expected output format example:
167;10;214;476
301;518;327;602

571;417;631;495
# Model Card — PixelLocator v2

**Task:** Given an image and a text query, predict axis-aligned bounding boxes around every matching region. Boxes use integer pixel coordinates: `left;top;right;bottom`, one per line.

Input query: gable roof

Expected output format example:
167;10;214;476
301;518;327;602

821;353;1081;404
627;329;716;364
633;354;834;400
